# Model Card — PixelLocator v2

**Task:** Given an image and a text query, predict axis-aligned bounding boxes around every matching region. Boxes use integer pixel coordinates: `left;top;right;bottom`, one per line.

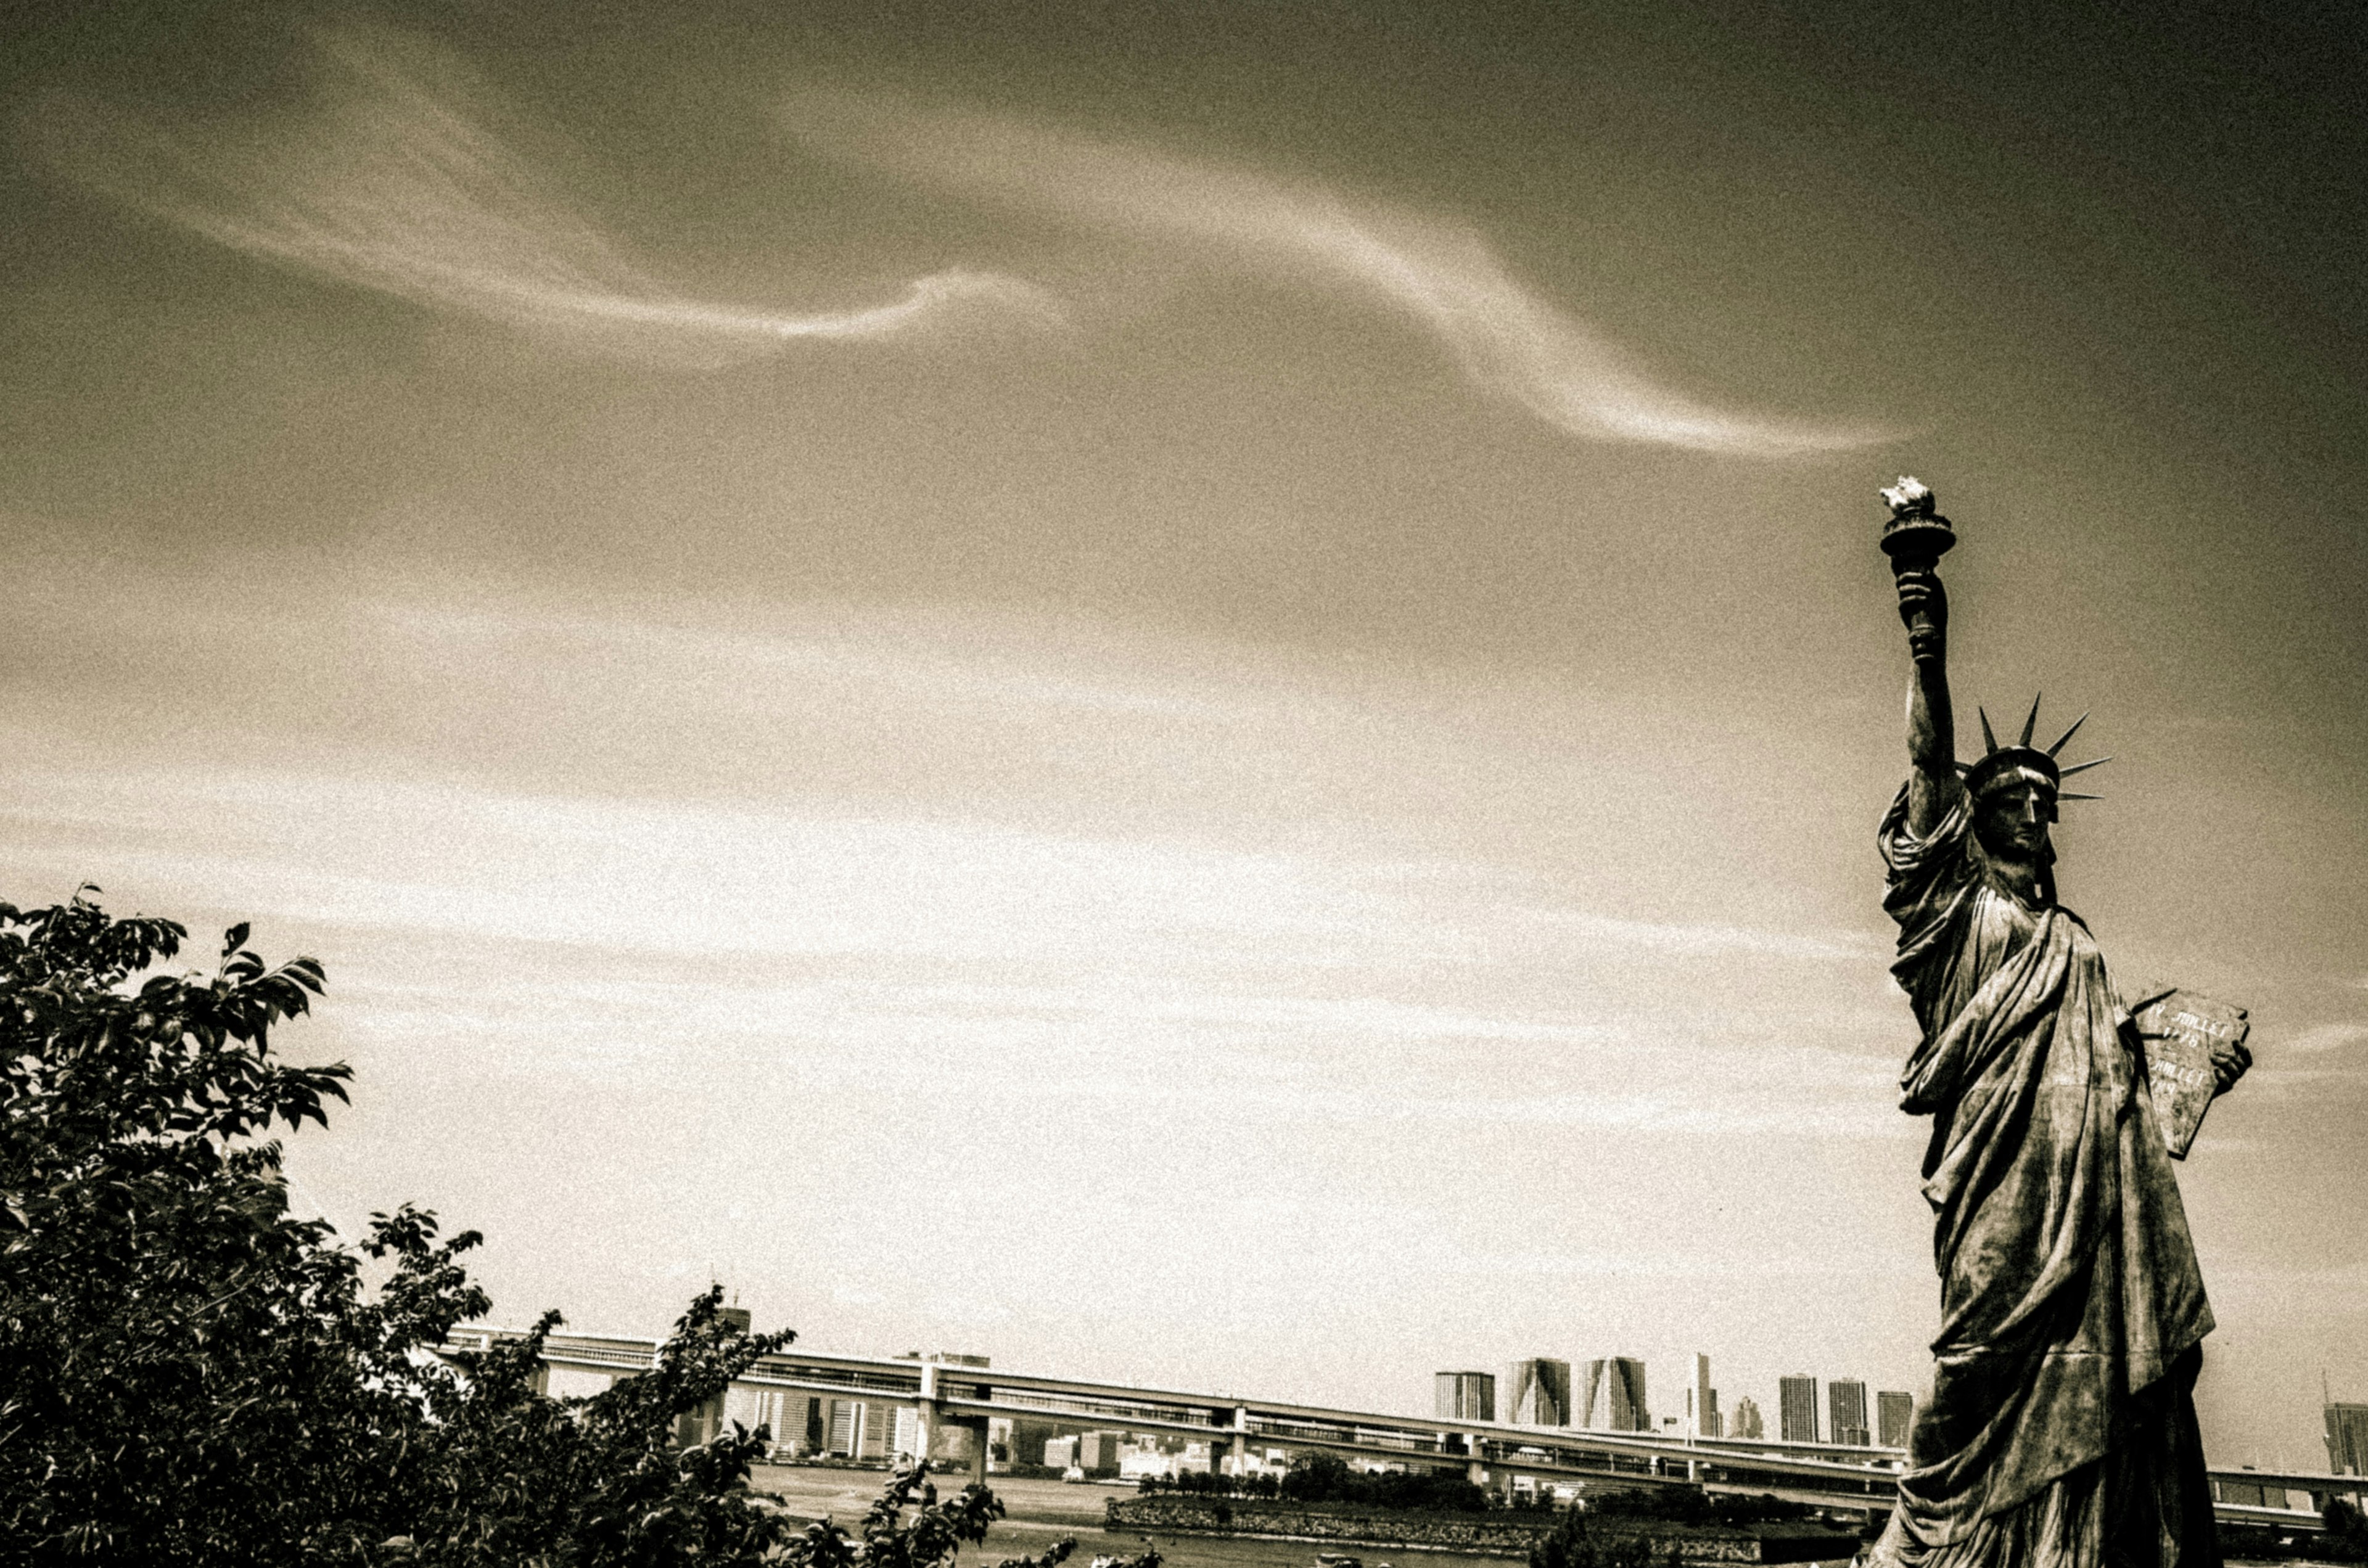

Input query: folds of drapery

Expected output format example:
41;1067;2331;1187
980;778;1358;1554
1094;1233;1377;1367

1873;782;2215;1561
1870;1345;2218;1568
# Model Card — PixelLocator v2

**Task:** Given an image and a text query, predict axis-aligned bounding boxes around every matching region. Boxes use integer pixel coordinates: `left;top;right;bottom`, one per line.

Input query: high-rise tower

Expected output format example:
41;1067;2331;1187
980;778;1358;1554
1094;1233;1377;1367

2328;1398;2368;1476
1435;1370;1496;1423
1686;1353;1719;1440
1778;1375;1820;1445
1504;1359;1572;1426
1828;1379;1870;1446
1877;1390;1915;1448
1582;1357;1649;1432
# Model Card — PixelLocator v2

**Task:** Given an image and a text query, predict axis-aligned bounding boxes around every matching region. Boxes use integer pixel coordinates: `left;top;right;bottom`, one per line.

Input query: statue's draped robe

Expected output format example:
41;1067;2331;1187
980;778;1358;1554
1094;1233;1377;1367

1871;783;2221;1568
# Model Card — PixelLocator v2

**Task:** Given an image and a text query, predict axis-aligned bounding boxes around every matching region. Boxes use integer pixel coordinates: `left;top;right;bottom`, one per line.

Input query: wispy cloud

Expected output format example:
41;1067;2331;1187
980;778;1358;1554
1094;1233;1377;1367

2281;1020;2368;1056
786;94;1889;458
38;27;1058;364
1455;1247;1918;1280
0;759;1863;983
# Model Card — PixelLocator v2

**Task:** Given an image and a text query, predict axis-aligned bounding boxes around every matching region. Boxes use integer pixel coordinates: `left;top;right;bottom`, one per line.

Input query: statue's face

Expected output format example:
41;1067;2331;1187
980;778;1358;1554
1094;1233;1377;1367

1975;782;2055;861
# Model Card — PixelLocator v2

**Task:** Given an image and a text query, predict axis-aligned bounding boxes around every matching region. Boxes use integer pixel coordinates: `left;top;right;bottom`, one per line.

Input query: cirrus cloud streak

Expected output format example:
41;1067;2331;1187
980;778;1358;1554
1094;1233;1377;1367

786;93;1891;458
37;27;1060;366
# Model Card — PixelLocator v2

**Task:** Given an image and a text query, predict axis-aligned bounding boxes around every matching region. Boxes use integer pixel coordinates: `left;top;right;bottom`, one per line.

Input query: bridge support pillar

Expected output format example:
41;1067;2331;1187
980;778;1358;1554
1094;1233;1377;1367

921;1411;989;1481
1225;1406;1252;1479
1466;1434;1487;1488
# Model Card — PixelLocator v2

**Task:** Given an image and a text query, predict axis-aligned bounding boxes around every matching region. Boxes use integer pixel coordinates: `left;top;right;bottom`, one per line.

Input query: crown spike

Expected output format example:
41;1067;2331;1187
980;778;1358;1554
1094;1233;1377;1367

1978;707;1999;753
2059;792;2103;801
2047;712;2090;757
2058;757;2112;777
2020;693;2042;747
1954;760;1973;774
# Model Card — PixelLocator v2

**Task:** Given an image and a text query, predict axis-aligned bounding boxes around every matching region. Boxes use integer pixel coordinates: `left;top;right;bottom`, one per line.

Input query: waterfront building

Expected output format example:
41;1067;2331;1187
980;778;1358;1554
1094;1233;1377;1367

1043;1435;1079;1469
2330;1401;2368;1476
1729;1395;1765;1440
1778;1376;1819;1444
2214;1470;2292;1509
1435;1369;1497;1422
1505;1358;1573;1426
1582;1357;1648;1432
1119;1448;1177;1481
828;1398;867;1458
1004;1417;1063;1469
1829;1379;1870;1447
1877;1390;1915;1448
675;1390;726;1448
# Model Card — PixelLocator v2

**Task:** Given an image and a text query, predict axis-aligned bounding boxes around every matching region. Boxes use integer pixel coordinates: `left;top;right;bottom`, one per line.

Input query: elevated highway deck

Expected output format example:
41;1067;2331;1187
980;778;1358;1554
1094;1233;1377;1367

447;1329;2355;1532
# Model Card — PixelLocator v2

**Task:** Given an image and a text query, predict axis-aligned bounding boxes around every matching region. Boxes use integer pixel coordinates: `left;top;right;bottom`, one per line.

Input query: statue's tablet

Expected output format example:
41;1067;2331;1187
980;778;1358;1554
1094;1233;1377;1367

2128;989;2249;1159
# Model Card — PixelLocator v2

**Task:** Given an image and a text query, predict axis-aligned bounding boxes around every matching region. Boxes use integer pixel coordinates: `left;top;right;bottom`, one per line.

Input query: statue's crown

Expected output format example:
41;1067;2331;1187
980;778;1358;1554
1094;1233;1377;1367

1960;696;2110;803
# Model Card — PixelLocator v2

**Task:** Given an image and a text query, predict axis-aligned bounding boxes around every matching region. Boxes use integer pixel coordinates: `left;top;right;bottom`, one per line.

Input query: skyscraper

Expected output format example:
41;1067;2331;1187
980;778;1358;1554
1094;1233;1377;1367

1436;1370;1496;1422
1687;1353;1719;1440
1828;1379;1870;1446
1729;1395;1764;1440
2329;1400;2368;1476
1581;1357;1649;1431
1877;1390;1916;1449
1504;1359;1572;1426
1778;1375;1819;1444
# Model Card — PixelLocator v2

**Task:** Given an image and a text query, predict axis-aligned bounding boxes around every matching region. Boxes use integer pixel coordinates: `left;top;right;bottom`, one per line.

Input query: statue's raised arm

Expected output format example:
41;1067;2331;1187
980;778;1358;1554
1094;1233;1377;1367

1881;477;1961;838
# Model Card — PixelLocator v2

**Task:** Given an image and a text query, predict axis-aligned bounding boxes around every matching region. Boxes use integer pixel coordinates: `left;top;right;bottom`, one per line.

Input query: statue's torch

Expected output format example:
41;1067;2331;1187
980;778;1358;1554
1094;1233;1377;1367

1879;476;1957;661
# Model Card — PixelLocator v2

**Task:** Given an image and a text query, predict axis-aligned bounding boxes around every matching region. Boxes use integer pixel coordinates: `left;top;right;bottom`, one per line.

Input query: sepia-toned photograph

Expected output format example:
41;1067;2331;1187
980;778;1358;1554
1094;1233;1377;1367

2;2;2362;1564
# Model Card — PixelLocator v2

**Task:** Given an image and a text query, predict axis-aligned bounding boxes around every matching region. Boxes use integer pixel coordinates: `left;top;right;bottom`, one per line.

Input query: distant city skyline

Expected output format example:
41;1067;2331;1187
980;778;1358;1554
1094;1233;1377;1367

1430;1350;1915;1453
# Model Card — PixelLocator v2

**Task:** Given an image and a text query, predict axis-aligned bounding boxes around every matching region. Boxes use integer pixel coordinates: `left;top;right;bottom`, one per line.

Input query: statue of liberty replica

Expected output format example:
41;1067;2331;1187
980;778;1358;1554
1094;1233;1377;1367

1867;478;2251;1568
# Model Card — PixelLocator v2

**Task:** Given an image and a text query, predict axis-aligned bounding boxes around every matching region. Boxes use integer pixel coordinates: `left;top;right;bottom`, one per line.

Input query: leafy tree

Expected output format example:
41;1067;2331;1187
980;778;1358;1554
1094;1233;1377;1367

1584;1487;1807;1528
1280;1452;1356;1503
1144;1454;1486;1513
0;889;1077;1568
1527;1507;1659;1568
0;890;378;1560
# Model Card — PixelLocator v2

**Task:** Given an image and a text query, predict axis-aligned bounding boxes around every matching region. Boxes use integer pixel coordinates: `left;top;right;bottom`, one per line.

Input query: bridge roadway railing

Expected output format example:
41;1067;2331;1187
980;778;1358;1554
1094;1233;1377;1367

444;1329;2364;1528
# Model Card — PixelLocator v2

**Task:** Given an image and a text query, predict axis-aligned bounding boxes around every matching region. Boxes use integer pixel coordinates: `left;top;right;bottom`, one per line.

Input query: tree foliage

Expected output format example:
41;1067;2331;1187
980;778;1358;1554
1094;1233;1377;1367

0;889;1066;1568
1582;1487;1807;1526
1527;1506;1665;1568
1142;1452;1489;1513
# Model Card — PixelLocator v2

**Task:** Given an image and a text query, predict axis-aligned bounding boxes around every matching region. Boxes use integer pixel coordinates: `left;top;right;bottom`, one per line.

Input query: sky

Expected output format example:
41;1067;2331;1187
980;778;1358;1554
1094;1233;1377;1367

3;0;2365;1471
